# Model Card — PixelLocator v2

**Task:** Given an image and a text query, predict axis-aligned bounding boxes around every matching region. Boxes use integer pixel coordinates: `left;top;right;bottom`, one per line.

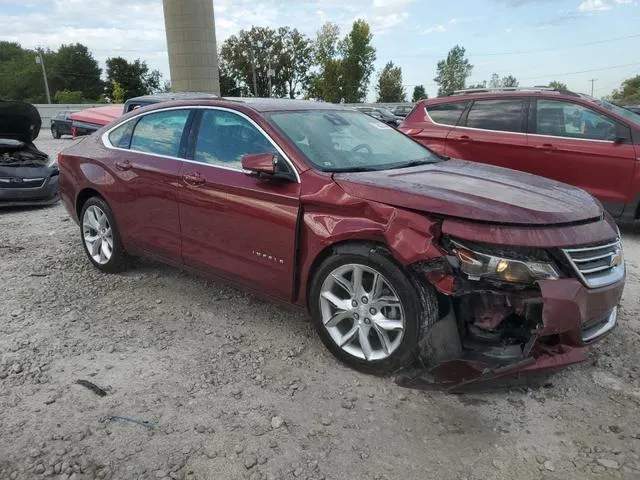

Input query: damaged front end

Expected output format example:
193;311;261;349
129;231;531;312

394;237;624;392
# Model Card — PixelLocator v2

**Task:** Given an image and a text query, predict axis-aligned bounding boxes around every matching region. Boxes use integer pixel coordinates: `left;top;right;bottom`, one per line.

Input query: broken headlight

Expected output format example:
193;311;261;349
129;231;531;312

451;241;559;284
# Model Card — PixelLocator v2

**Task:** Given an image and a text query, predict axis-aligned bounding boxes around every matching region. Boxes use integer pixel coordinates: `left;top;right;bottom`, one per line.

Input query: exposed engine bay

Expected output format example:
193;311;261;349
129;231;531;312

0;140;49;167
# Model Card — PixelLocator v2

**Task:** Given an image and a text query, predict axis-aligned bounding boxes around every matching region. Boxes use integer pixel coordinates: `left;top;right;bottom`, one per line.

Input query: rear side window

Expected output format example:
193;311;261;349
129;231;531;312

465;99;526;133
108;120;136;149
426;102;467;125
129;109;191;157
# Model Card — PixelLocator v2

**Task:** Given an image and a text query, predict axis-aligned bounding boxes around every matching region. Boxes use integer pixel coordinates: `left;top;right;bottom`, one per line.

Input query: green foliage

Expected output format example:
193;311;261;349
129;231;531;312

548;80;568;91
220;26;313;98
376;62;406;103
610;75;640;105
339;20;376;103
111;80;125;104
105;57;162;100
54;90;84;104
412;85;427;102
488;73;519;88
434;45;473;97
0;41;102;103
307;23;343;102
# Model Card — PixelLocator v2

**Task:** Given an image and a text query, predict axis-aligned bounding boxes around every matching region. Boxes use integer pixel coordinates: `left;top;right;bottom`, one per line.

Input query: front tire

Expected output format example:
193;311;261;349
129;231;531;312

80;197;127;273
51;127;61;139
309;244;428;375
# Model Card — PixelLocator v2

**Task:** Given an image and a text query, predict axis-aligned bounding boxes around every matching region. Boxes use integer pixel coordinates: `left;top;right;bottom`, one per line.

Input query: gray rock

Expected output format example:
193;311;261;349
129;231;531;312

34;463;45;474
11;363;23;374
543;461;555;472
271;416;284;429
245;455;258;469
235;445;244;454
597;458;619;469
195;425;206;434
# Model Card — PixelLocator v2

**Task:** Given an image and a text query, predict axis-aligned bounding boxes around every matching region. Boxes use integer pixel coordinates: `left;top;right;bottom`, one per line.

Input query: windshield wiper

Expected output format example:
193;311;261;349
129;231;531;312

387;158;438;170
330;166;383;173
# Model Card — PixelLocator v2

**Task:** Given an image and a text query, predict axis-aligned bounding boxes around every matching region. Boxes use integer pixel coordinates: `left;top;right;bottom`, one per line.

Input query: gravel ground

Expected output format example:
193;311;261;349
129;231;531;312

1;131;640;480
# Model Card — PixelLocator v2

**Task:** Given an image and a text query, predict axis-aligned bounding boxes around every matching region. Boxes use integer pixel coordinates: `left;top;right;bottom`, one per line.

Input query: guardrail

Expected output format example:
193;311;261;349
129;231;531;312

34;104;104;128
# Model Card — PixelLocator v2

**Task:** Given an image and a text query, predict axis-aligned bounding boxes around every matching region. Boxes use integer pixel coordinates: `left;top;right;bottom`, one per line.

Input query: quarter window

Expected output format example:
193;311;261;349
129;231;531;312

129;109;191;157
536;99;624;141
108;120;136;149
465;99;526;133
426;102;468;126
193;110;277;171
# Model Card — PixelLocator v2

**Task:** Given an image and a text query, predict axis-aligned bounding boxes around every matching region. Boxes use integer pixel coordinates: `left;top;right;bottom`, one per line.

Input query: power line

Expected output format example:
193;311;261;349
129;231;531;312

394;33;640;59
519;62;640;80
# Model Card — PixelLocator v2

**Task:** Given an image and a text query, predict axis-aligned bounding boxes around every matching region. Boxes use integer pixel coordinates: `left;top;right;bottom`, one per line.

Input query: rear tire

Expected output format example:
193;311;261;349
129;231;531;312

79;197;127;273
51;127;61;139
309;243;430;375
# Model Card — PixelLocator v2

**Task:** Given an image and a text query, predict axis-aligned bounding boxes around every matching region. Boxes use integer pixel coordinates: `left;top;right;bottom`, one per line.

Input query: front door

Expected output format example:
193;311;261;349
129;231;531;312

110;108;193;263
527;99;636;216
178;108;301;300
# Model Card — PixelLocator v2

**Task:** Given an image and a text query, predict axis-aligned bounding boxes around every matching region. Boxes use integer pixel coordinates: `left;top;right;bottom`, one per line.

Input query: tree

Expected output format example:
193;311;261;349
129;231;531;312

412;85;427;102
307;23;343;102
434;45;473;97
376;62;406;102
0;42;45;102
277;27;314;98
48;43;102;100
220;27;285;97
610;75;640;104
339;20;376;103
548;80;568;91
105;57;161;100
111;80;125;104
488;73;519;88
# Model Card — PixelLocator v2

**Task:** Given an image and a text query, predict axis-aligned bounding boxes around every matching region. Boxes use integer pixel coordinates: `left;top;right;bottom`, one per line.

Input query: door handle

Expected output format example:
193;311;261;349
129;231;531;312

535;143;556;151
115;159;132;171
183;172;205;186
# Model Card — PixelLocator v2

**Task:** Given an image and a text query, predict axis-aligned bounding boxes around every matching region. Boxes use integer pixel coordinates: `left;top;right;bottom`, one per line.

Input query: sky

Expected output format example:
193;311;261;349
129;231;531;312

0;0;639;100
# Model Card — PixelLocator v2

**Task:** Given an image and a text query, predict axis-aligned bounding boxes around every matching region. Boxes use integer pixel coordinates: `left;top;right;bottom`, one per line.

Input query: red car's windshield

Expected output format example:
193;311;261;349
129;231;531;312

267;110;440;172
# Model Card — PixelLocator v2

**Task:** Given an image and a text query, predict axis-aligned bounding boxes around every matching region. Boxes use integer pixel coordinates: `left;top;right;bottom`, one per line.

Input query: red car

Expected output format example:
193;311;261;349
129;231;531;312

58;98;625;390
399;87;640;221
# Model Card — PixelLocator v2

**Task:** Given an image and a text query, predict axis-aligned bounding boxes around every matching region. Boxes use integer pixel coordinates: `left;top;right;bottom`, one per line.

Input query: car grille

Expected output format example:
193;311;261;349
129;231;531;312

562;239;624;289
0;177;46;189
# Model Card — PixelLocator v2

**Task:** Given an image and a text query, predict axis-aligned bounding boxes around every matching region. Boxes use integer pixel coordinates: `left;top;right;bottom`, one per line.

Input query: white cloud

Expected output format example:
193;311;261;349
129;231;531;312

372;0;414;8
422;24;447;35
578;0;632;12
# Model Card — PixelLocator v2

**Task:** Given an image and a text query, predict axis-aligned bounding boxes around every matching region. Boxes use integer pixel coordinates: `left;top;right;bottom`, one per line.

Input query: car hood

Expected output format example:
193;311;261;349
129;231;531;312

69;105;123;127
0;101;41;143
333;159;603;225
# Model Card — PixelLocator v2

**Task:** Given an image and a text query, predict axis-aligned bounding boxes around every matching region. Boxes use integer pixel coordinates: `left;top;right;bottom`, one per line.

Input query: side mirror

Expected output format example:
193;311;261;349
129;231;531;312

241;152;277;176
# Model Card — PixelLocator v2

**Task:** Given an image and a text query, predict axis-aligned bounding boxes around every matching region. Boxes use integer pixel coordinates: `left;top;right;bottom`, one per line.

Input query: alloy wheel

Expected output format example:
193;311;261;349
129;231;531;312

82;205;114;265
319;264;405;362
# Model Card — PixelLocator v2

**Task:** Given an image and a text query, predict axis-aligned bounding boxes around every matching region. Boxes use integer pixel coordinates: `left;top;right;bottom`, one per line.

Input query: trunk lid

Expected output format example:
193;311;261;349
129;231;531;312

0;101;42;143
333;159;602;225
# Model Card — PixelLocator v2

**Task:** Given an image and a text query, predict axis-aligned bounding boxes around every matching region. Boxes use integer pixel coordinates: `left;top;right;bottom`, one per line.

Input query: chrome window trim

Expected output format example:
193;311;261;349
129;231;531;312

424;102;628;144
101;105;301;183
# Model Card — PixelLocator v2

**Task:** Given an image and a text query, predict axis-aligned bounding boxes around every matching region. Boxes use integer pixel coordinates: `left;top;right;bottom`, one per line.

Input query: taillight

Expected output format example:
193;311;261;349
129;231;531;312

398;127;423;136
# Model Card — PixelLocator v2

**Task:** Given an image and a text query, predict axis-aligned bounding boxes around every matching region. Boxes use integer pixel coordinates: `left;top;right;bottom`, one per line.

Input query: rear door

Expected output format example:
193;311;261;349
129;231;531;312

108;108;193;263
444;98;529;170
178;108;301;300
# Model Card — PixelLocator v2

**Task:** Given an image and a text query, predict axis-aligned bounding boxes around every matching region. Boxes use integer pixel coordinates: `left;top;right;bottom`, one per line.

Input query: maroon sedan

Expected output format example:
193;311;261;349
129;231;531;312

58;98;624;390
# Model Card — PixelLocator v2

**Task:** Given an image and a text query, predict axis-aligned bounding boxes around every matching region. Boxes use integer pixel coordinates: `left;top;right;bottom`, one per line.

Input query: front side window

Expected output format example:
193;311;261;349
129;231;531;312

193;109;277;170
268;110;440;172
465;99;526;133
129;109;190;157
426;101;468;126
536;99;626;141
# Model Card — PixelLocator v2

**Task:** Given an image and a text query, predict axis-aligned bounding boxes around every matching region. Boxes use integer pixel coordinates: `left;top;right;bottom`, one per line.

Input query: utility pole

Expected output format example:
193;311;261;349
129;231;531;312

35;50;51;104
251;49;258;97
589;78;597;97
267;60;274;98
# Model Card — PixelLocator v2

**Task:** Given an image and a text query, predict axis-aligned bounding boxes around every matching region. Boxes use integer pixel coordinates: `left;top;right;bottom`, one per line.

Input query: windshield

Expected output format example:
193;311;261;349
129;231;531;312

267;110;440;172
594;99;640;126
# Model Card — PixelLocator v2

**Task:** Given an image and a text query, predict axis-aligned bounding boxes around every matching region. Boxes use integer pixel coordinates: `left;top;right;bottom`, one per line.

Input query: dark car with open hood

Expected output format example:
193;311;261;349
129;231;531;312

58;98;625;391
0;101;59;207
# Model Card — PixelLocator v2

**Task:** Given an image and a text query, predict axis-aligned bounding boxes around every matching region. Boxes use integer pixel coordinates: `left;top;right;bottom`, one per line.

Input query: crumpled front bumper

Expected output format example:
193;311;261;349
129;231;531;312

395;275;624;392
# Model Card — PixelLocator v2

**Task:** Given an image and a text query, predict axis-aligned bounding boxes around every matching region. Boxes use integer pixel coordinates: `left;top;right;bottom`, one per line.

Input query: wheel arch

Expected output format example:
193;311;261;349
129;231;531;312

75;187;105;219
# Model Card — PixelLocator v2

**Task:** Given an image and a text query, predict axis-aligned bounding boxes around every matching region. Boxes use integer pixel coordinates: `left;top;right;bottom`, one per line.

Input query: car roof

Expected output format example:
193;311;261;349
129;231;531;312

123;96;353;115
421;89;592;106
